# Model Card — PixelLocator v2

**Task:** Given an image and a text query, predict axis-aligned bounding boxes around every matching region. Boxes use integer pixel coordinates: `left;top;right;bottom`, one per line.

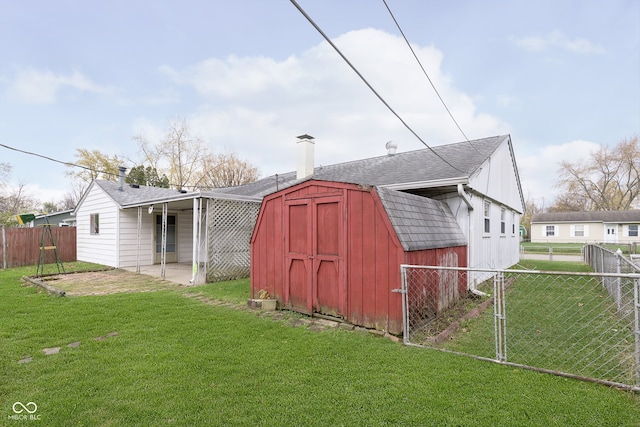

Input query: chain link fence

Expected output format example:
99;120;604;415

399;264;640;391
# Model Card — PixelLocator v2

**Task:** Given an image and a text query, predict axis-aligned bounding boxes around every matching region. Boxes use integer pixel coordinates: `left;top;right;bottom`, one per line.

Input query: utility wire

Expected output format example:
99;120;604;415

0;142;222;191
382;0;479;154
289;0;465;174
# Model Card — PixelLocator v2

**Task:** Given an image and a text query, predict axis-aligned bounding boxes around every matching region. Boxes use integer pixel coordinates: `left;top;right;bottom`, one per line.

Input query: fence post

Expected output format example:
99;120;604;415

635;278;640;385
615;249;623;312
494;271;507;362
2;226;6;270
549;247;553;261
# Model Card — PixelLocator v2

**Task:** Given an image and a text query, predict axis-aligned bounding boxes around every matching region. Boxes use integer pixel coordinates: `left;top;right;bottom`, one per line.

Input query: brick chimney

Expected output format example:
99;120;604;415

296;134;315;179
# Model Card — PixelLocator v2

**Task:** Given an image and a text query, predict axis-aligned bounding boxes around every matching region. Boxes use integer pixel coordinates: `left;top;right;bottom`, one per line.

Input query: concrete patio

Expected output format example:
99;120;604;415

122;263;195;286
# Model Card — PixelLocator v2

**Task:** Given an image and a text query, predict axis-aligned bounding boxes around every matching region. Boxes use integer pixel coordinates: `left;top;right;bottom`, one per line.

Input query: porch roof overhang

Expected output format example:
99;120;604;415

117;191;262;210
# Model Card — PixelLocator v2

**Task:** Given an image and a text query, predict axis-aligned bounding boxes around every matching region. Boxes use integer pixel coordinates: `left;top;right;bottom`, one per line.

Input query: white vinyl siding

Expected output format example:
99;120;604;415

76;184;119;267
118;208;154;268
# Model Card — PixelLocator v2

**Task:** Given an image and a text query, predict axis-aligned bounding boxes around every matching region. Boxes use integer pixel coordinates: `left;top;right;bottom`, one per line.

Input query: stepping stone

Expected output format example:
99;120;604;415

94;336;105;341
43;347;61;355
313;318;339;328
67;341;81;348
107;332;119;337
18;357;33;364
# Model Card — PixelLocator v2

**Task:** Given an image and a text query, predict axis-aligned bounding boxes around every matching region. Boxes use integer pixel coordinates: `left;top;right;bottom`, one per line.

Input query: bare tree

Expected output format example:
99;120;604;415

134;117;260;190
195;152;260;189
0;180;40;226
134;118;208;190
551;135;640;211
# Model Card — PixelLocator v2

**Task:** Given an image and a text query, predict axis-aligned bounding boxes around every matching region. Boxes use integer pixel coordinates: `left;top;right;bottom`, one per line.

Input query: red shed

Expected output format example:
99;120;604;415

250;179;467;335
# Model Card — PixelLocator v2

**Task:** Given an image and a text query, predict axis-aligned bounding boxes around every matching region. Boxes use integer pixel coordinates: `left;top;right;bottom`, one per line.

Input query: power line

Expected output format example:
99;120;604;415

0;142;221;191
289;0;465;174
381;0;479;153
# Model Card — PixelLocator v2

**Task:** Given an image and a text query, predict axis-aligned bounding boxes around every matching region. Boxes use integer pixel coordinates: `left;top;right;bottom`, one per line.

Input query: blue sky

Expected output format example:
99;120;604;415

1;0;638;208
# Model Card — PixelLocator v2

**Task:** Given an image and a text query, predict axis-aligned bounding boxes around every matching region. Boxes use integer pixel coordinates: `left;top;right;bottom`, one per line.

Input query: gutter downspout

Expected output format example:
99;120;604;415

458;184;489;297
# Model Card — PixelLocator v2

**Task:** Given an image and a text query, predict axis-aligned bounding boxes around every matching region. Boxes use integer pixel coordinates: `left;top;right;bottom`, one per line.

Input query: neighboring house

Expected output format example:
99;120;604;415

73;173;261;284
34;209;76;227
530;210;640;244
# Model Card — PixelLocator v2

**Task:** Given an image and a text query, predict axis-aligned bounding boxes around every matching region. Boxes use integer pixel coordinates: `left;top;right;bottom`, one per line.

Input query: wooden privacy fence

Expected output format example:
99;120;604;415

1;226;76;269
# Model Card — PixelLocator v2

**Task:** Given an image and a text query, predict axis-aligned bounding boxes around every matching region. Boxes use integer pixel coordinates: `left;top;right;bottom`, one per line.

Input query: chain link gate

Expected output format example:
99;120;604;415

399;265;640;391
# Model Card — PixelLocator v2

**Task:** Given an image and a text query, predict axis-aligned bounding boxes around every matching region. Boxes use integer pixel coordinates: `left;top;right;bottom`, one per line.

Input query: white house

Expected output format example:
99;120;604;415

73;172;261;284
531;210;640;244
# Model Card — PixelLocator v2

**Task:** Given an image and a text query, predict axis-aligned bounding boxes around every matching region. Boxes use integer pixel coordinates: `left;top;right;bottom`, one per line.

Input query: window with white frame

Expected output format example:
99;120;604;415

500;207;506;234
90;213;99;235
511;212;516;234
629;225;639;237
484;201;491;233
573;224;585;237
545;225;556;237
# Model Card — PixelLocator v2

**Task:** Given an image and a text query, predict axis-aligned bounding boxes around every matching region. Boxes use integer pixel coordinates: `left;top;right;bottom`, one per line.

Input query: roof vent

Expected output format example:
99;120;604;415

129;184;140;189
385;141;397;156
178;189;187;194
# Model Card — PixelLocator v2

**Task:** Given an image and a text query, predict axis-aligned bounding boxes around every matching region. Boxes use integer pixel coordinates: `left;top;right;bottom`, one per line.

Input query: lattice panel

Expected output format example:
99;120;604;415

206;198;260;282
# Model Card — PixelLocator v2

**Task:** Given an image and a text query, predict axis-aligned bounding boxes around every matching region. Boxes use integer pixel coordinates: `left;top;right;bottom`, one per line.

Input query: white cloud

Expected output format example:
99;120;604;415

517;139;601;206
512;31;605;55
156;28;510;176
6;68;114;104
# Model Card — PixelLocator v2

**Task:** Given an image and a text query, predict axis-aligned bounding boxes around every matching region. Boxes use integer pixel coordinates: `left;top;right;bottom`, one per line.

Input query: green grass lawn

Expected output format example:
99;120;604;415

443;260;638;386
1;264;639;426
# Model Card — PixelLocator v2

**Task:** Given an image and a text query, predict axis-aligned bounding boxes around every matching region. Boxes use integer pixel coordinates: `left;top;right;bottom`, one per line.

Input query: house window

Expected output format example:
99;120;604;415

545;225;555;237
90;213;99;235
511;212;516;234
500;207;506;234
573;225;584;237
629;225;639;237
484;201;490;233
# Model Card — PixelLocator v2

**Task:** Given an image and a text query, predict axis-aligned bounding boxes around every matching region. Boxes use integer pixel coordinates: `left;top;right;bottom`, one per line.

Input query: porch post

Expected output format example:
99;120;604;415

191;198;201;284
136;206;142;273
161;203;168;278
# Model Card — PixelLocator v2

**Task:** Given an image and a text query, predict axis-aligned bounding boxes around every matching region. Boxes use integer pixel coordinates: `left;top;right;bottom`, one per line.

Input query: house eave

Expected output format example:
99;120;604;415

381;177;470;191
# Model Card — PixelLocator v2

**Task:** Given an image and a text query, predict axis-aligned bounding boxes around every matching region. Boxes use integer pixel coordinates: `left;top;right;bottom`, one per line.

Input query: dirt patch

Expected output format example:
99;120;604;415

24;269;183;296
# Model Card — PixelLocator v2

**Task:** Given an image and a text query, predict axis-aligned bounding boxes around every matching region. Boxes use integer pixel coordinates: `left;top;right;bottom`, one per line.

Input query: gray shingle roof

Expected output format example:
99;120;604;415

532;210;640;223
376;186;467;251
218;135;508;199
93;180;198;207
90;180;261;208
